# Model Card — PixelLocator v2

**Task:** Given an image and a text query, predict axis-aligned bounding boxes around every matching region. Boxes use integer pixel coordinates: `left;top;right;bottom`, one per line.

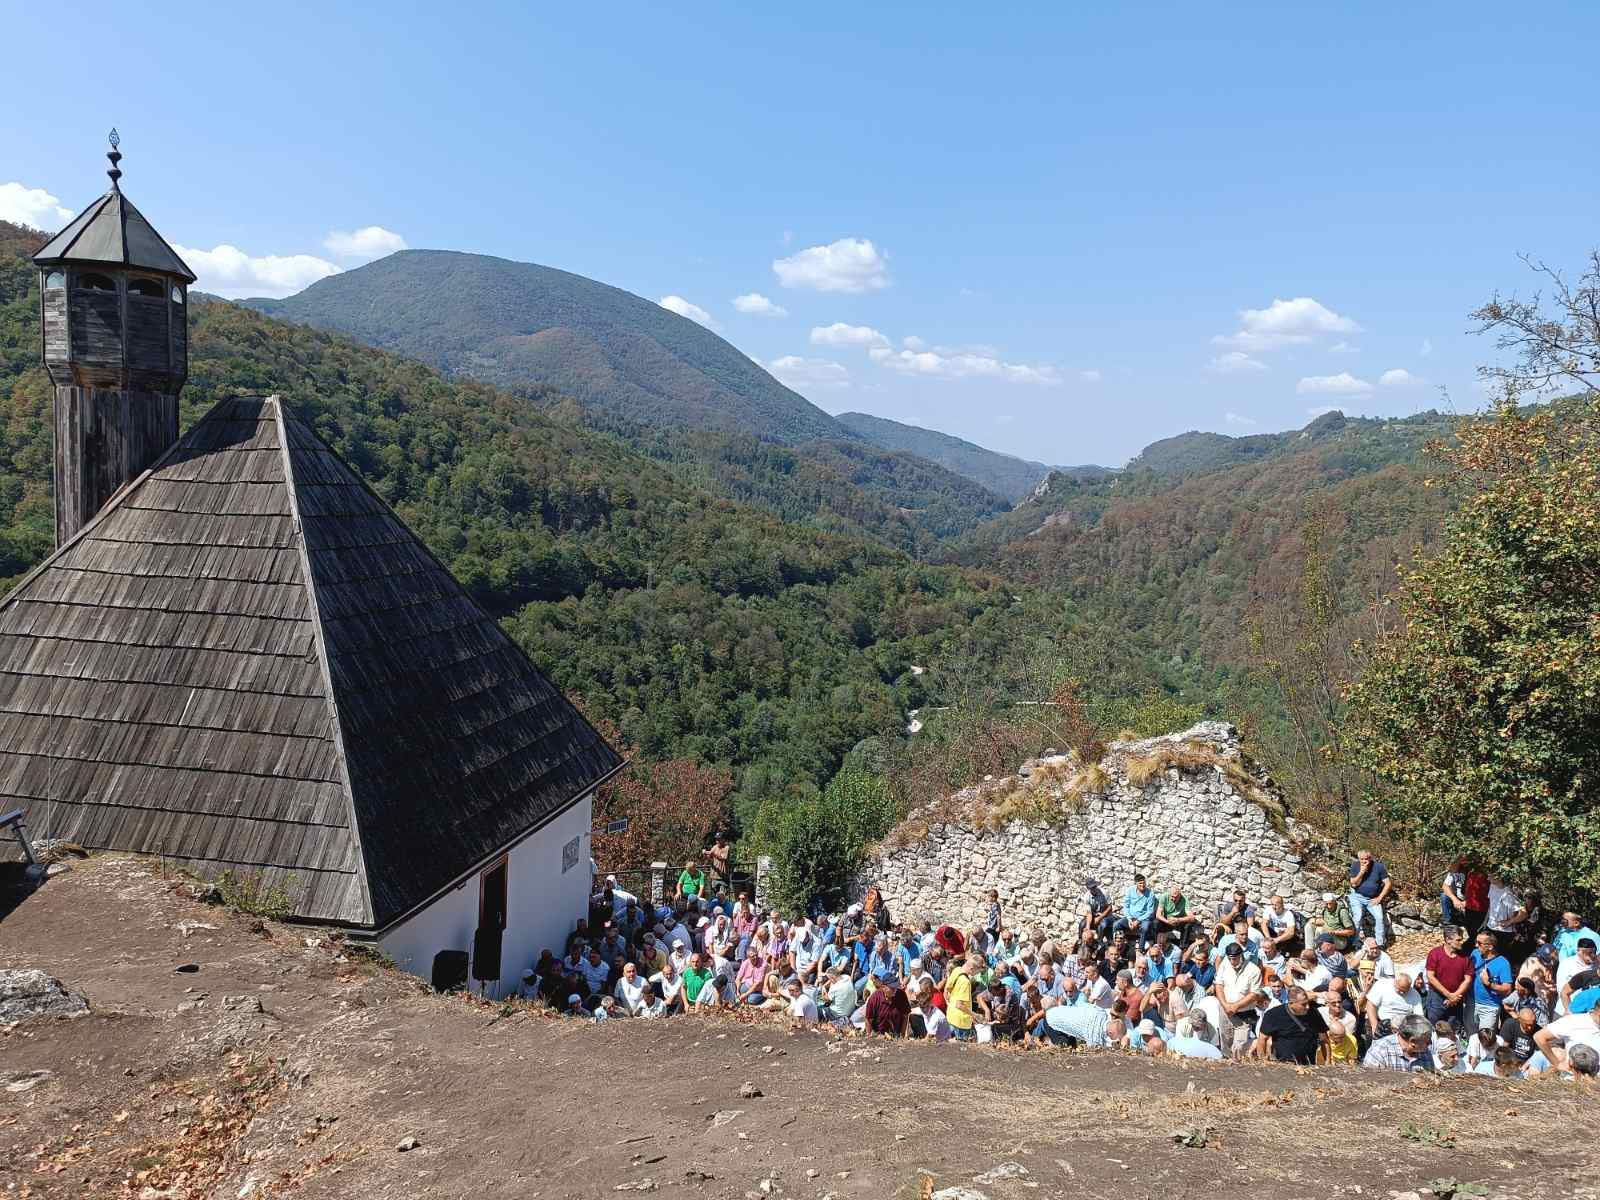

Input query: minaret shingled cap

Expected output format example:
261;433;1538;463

30;132;197;283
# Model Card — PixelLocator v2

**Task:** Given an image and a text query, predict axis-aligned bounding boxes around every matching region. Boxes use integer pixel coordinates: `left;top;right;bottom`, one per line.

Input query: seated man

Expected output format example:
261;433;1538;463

681;951;722;1011
1258;986;1329;1064
1210;887;1256;943
1166;1010;1225;1059
821;966;860;1025
865;979;911;1036
1216;918;1263;964
1257;895;1300;960
1532;1005;1600;1073
1361;1013;1436;1071
1555;912;1600;960
783;977;819;1026
1081;877;1116;943
1117;874;1159;948
1309;892;1357;953
613;961;661;1017
577;949;612;996
650;957;686;1014
1363;970;1423;1039
734;947;768;1006
1143;932;1181;983
1156;886;1200;945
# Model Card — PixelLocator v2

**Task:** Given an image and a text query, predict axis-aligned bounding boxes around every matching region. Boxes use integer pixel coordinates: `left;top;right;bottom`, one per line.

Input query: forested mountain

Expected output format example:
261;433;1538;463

246;249;845;443
572;408;1011;553
835;411;1061;501
947;409;1459;694
0;220;1032;821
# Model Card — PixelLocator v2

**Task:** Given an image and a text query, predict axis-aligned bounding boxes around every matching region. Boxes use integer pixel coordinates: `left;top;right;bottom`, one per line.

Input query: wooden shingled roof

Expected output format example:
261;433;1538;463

0;396;623;928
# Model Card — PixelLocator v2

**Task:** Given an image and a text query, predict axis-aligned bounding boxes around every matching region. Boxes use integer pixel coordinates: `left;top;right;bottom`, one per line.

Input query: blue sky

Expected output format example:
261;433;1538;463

5;2;1597;465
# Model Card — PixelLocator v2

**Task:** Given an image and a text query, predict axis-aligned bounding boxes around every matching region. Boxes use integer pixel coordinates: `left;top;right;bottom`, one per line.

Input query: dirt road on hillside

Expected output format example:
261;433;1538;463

1;858;1592;1200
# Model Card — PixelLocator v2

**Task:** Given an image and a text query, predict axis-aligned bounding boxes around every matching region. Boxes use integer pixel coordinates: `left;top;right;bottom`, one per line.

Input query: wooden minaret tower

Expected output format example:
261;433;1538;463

32;131;196;546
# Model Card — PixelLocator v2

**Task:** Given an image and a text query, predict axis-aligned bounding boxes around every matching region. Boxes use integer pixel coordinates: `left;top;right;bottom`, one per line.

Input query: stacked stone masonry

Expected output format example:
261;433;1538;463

861;722;1344;935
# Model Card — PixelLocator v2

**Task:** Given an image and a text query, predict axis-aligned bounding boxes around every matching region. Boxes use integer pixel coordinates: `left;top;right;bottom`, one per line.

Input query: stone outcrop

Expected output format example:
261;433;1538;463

0;968;89;1022
860;722;1335;934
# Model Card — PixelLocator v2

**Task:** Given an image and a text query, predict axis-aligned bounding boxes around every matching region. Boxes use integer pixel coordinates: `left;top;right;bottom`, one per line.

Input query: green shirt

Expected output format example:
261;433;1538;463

678;868;706;897
683;965;713;1003
1161;894;1189;918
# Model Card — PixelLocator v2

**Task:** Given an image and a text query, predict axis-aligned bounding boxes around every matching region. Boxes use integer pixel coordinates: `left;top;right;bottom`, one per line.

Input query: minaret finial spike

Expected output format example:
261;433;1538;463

106;128;122;190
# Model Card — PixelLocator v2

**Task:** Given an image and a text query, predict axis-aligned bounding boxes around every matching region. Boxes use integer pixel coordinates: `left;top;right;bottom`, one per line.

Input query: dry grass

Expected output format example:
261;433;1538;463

1121;740;1289;833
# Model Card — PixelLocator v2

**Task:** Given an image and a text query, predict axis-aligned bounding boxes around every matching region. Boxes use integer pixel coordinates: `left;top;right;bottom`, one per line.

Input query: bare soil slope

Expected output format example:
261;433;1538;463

0;858;1591;1200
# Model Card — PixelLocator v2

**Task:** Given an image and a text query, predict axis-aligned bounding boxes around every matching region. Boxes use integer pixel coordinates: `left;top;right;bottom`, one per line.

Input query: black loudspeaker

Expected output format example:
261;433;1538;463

472;925;503;983
431;949;469;992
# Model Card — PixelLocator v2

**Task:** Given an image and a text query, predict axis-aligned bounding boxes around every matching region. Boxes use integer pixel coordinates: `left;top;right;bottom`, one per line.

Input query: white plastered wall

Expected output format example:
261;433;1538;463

376;794;593;1000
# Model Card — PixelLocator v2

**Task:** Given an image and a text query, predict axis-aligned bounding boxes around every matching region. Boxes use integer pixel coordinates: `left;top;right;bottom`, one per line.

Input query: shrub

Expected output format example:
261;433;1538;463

213;869;298;920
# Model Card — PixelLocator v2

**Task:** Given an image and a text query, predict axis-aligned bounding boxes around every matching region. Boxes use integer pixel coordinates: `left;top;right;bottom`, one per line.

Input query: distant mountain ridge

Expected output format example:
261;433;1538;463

247;249;844;443
834;411;1065;502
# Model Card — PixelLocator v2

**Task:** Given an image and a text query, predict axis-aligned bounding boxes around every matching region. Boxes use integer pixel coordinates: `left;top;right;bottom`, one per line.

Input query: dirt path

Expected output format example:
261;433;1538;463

1;858;1592;1200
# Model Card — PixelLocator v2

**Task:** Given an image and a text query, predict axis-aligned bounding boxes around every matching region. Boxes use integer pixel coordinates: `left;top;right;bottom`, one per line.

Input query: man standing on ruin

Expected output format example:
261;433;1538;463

1348;849;1393;946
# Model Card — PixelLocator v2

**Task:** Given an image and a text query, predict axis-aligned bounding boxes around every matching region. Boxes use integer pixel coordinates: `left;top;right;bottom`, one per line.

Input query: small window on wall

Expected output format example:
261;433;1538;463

171;286;185;305
128;277;164;298
44;271;65;290
79;273;116;292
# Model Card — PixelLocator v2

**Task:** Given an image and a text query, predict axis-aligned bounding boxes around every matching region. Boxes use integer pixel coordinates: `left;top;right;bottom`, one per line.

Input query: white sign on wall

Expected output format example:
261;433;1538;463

561;835;580;874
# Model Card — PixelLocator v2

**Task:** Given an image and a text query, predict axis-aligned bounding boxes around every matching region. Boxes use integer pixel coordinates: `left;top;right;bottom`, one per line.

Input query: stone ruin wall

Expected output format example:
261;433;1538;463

859;722;1335;936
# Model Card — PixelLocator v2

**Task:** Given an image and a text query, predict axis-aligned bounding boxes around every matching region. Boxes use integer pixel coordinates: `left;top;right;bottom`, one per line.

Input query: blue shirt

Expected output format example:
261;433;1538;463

1124;886;1157;922
1349;859;1390;899
1166;1034;1224;1059
1144;946;1179;981
1555;927;1600;959
1185;960;1217;989
1043;1003;1111;1046
1472;949;1511;1007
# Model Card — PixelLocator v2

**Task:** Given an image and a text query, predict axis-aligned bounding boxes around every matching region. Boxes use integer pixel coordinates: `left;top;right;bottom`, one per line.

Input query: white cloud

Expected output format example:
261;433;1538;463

1329;340;1358;354
1225;412;1258;426
1214;296;1361;352
868;344;1060;385
173;243;341;299
810;322;890;350
1296;372;1373;396
732;292;787;318
1420;338;1434;357
767;355;850;390
1379;368;1422;387
323;225;407;260
658;294;721;331
1079;369;1103;384
0;182;73;230
1207;351;1268;374
902;335;926;350
772;237;890;293
1306;405;1341;417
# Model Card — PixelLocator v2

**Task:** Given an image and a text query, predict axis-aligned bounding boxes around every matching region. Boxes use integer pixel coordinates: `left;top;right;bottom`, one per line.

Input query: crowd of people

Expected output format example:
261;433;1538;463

517;847;1600;1082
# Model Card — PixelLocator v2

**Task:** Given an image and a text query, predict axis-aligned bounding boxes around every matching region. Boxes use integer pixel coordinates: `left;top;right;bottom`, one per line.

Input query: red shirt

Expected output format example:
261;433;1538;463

1425;945;1472;993
1464;872;1490;912
865;985;910;1034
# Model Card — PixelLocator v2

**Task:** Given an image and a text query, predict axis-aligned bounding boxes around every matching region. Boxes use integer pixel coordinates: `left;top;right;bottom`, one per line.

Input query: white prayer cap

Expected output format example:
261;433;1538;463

1137;1019;1157;1037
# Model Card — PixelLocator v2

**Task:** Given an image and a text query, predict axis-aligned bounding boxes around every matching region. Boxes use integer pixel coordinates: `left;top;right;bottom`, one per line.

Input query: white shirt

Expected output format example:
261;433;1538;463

920;1005;953;1042
651;970;684;1002
1084;975;1115;1009
787;992;819;1024
1543;1012;1600;1056
1556;955;1596;1015
1355;951;1395;979
1485;883;1523;932
1367;978;1423;1026
1263;906;1297;937
614;975;652;1015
